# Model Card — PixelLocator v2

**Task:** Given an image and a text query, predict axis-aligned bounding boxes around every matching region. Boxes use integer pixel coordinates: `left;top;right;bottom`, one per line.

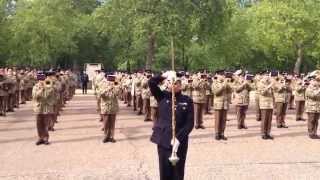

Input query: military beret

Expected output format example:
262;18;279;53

37;73;46;81
200;74;207;79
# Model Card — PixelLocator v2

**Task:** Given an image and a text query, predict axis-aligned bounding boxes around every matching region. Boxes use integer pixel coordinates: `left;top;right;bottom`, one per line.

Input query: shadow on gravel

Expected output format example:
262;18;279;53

0;126;35;132
57;124;100;131
52;134;150;144
52;135;104;144
189;130;307;140
0;136;35;144
274;131;306;138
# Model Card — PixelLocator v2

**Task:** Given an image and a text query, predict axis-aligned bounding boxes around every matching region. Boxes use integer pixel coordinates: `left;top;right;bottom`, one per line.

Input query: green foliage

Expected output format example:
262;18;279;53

0;0;7;65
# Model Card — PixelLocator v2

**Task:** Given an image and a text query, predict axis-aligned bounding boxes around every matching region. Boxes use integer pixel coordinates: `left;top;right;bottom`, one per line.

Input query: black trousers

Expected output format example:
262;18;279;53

82;83;88;94
157;143;188;180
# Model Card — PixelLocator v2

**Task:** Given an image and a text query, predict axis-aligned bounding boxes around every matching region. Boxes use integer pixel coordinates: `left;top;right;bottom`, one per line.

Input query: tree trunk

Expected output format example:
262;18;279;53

182;44;185;70
294;44;303;74
146;31;156;70
127;60;131;73
184;56;189;71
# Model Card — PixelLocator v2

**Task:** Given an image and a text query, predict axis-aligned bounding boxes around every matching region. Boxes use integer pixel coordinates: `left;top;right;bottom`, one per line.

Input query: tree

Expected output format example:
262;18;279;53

246;0;320;73
8;0;78;67
0;0;9;66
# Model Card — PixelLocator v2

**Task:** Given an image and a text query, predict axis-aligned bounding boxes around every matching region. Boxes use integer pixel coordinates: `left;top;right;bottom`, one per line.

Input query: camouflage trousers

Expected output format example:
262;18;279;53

102;114;116;139
36;114;50;141
7;93;15;111
0;96;7;116
20;90;27;104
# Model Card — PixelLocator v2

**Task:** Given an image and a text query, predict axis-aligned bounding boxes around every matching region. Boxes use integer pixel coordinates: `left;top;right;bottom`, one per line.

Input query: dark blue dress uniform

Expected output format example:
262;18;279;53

148;75;194;180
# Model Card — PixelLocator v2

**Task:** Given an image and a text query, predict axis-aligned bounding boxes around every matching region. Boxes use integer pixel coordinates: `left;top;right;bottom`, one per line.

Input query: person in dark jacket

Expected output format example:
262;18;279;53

80;72;89;94
148;71;194;180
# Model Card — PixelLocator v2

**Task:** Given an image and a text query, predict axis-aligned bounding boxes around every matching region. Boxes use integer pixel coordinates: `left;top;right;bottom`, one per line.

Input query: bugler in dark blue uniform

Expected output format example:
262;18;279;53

149;75;194;180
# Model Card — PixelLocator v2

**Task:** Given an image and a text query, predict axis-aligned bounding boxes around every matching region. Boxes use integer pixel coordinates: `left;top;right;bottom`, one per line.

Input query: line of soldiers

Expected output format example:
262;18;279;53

32;70;76;145
1;67;77;145
93;71;120;143
0;68;37;116
31;69;77;145
93;68;320;141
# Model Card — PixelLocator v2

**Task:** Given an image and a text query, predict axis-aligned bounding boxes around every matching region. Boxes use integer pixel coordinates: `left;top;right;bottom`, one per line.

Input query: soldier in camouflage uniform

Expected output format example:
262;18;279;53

273;76;291;128
142;74;152;121
254;74;262;121
233;75;253;129
192;74;207;129
287;75;295;110
205;75;213;114
123;75;133;107
46;72;60;131
305;76;320;139
294;77;307;121
181;74;193;98
6;69;17;112
134;73;143;115
26;71;36;101
13;69;20;109
212;72;232;140
150;94;158;124
0;73;8;116
33;72;56;145
99;74;119;143
94;71;104;118
258;75;274;140
18;70;27;104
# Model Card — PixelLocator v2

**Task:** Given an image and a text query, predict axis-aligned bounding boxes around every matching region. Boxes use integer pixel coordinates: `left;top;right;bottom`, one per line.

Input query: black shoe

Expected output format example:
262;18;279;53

205;112;212;115
309;135;320;139
242;126;248;129
144;119;152;122
109;138;116;143
277;125;282;128
103;137;109;143
266;135;274;140
137;112;143;115
215;135;221;140
262;135;267;140
43;141;50;145
195;126;199;129
220;135;228;140
256;119;261;122
36;140;44;145
298;118;306;121
198;125;205;129
281;125;288;128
